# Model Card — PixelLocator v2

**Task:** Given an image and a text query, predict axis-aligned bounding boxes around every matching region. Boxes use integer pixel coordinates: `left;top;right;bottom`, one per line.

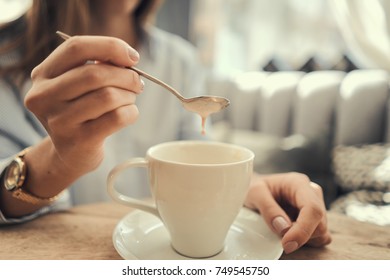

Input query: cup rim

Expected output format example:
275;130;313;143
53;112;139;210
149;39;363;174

146;140;254;166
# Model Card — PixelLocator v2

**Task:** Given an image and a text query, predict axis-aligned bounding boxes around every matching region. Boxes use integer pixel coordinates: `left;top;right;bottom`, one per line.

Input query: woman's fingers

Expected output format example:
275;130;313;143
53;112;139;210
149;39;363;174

246;172;331;254
48;87;138;128
70;87;138;123
281;181;330;253
65;63;141;100
245;177;292;236
31;35;139;79
59;63;143;100
27;62;142;109
83;103;139;140
281;205;324;253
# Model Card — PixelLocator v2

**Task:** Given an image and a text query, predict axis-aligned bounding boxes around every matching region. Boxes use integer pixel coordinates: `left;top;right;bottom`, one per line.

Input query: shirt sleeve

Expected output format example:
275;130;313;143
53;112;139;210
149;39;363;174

0;189;71;226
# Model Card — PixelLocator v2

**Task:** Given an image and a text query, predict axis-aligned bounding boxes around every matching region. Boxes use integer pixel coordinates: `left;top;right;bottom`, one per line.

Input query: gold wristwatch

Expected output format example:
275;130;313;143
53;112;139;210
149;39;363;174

3;148;58;205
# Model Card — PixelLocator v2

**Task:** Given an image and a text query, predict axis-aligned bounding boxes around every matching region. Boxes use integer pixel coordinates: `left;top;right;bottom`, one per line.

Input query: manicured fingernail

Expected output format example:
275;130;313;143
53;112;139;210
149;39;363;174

128;47;140;62
140;79;145;91
272;216;290;235
284;241;298;254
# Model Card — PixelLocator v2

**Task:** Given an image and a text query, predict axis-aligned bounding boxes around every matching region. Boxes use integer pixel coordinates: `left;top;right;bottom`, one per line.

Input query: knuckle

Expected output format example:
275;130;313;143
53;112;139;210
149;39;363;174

66;36;85;55
294;172;310;183
132;73;143;93
30;65;42;81
112;107;130;126
315;222;328;236
23;93;35;111
98;87;118;104
310;182;324;195
129;69;140;83
83;66;105;84
299;226;312;240
106;37;119;51
113;105;139;126
288;172;305;179
307;204;324;221
128;105;140;124
101;38;124;62
284;172;310;185
128;92;137;103
24;85;44;111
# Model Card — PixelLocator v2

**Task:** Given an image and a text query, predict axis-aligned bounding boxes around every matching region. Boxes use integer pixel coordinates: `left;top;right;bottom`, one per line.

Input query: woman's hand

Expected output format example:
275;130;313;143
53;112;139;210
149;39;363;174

25;35;143;175
245;172;331;254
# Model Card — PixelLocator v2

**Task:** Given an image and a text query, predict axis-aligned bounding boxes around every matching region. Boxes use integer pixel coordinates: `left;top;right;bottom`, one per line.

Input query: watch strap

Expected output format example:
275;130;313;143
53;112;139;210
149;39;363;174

12;188;59;205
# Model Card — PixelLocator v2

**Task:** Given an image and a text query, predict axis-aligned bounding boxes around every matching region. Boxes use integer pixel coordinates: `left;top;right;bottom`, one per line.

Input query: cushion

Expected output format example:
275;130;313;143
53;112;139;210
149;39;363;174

330;143;390;226
332;143;390;192
330;190;390;226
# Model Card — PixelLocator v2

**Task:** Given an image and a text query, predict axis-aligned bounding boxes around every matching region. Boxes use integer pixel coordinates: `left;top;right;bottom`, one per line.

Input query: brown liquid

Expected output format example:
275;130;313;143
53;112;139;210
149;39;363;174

183;99;222;135
201;116;206;135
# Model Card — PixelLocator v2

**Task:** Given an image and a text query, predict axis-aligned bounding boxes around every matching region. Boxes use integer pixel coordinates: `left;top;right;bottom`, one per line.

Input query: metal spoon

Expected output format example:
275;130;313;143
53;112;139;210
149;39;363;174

56;31;230;130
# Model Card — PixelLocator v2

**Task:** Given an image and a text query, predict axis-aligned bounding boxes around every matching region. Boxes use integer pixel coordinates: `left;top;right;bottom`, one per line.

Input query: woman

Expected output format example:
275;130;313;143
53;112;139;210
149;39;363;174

0;0;330;255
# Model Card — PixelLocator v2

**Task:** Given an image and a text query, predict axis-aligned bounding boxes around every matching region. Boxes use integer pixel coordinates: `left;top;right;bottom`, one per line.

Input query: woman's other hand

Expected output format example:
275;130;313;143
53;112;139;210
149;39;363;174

245;172;332;254
25;35;143;174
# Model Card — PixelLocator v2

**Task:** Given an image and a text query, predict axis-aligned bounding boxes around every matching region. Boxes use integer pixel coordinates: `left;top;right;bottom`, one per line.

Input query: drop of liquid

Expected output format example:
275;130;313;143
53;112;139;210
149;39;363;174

182;96;229;135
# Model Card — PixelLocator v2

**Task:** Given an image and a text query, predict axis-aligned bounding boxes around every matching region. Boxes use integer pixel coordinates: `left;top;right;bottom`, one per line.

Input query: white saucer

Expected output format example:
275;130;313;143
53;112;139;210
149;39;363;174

113;207;283;260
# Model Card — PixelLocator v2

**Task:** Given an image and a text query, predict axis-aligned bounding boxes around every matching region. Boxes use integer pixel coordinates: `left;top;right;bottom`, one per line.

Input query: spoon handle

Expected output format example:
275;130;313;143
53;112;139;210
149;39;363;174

56;31;186;102
128;66;185;102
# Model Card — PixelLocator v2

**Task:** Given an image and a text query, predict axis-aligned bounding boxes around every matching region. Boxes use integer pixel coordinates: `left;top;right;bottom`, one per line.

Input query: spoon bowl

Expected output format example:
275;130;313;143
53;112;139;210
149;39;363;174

183;95;230;114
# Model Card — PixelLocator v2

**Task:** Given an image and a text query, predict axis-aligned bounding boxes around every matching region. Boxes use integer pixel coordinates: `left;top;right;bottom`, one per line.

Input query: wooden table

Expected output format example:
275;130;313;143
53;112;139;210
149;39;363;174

1;203;389;260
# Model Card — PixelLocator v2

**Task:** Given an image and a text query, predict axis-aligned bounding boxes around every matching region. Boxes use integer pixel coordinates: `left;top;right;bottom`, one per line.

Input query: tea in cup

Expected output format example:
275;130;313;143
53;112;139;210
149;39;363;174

107;140;254;258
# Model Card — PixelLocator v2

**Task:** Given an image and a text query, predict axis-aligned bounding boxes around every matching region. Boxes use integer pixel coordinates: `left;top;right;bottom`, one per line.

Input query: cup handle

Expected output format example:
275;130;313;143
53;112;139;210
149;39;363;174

107;157;160;218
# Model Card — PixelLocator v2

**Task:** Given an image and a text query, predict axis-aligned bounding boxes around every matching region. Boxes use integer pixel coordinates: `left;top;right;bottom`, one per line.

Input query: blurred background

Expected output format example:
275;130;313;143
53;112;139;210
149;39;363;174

156;0;390;75
1;0;389;75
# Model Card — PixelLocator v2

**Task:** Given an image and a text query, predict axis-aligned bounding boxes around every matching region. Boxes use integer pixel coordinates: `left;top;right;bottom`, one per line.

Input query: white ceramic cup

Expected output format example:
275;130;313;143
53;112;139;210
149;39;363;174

107;140;254;258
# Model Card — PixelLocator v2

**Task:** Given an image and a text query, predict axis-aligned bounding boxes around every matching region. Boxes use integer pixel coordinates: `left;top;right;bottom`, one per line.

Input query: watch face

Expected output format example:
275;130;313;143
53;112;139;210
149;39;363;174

4;159;23;191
